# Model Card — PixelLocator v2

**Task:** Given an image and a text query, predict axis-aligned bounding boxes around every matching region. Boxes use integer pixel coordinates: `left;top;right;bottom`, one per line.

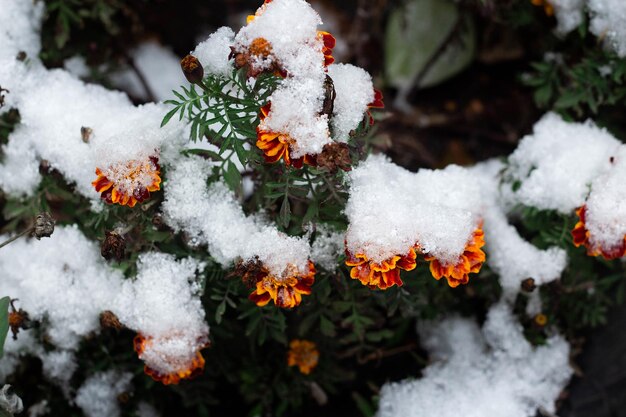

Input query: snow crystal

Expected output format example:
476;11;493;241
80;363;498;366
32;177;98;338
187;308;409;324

588;0;626;57
551;0;585;35
345;154;482;264
311;227;345;272
75;371;132;417
584;146;626;251
0;226;123;349
162;156;312;277
193;27;236;76
112;252;208;376
377;302;572;417
506;113;620;213
472;160;567;296
327;64;375;142
110;41;184;102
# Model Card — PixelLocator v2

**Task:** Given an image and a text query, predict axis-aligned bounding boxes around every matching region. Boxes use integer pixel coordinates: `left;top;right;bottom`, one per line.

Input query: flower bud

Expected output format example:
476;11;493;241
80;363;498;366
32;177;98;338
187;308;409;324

34;212;55;240
521;277;536;292
100;310;123;331
180;55;204;85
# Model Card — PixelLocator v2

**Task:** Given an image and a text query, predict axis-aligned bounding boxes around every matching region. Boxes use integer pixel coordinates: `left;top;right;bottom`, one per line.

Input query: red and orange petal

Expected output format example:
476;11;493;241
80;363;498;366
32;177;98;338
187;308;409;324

366;89;385;125
345;247;417;290
572;206;626;260
256;104;317;168
92;158;161;208
287;339;319;375
249;261;316;309
318;31;336;66
133;334;206;385
425;227;486;288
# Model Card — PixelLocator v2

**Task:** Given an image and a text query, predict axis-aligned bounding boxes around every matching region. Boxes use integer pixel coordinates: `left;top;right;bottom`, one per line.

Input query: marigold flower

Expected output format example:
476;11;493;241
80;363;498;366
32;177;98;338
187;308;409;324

248;261;316;309
534;313;548;328
133;334;207;385
287;339;319;375
345;247;417;290
366;89;385;126
92;156;161;208
530;0;554;16
572;205;626;260
256;103;317;168
425;227;486;288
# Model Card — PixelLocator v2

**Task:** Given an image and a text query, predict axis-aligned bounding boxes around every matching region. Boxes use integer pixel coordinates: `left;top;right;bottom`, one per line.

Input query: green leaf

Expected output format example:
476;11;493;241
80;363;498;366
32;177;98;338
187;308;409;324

224;161;242;192
0;297;10;359
279;197;291;228
215;301;227;325
161;105;180;127
385;0;475;89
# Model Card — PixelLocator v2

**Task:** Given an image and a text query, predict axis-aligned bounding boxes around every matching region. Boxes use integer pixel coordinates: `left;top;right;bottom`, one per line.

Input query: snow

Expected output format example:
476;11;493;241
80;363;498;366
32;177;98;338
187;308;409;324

0;0;186;201
311;226;345;272
0;226;123;350
377;302;572;417
584;146;626;252
345;154;482;264
505;113;620;213
112;252;208;376
588;0;626;57
75;371;133;417
327;64;375;142
472;160;568;297
162;156;312;278
193;27;236;76
551;0;585;35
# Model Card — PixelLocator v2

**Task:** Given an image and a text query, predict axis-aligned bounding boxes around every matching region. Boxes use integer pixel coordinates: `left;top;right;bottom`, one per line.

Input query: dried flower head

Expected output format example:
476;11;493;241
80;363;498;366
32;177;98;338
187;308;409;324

34;212;55;240
101;231;126;262
8;300;29;340
316;143;352;174
287;339;319;375
180;54;204;84
521;278;537;292
81;126;93;143
100;310;123;331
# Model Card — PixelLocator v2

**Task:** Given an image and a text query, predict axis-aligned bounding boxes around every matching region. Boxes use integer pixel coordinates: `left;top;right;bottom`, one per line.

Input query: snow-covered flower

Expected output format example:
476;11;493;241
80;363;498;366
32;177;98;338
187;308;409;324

92;156;161;207
425;226;486;288
345;247;418;290
256;103;318;168
287;339;319;374
248;261;316;308
133;333;209;385
571;205;626;260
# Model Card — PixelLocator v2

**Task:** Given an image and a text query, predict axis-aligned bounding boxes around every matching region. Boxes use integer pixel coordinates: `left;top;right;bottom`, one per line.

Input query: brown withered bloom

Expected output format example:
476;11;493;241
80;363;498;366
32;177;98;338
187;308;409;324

316;143;352;174
232;258;266;288
521;277;536;292
0;86;8;108
101;231;126;262
34;212;55;239
100;310;123;331
180;55;204;84
321;75;336;117
8;300;29;340
81;127;93;143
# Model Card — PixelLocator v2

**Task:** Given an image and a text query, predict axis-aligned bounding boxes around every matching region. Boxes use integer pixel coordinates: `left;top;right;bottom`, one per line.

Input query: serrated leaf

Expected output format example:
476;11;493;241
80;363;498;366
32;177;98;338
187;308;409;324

279;197;291;228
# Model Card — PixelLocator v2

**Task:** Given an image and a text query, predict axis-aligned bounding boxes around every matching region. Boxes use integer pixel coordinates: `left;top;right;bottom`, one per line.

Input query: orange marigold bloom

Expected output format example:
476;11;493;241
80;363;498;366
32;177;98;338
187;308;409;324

531;0;554;16
256;103;317;168
248;261;316;309
572;206;626;260
92;156;161;207
318;31;336;66
133;334;207;385
287;339;319;375
425;227;486;288
345;246;417;290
